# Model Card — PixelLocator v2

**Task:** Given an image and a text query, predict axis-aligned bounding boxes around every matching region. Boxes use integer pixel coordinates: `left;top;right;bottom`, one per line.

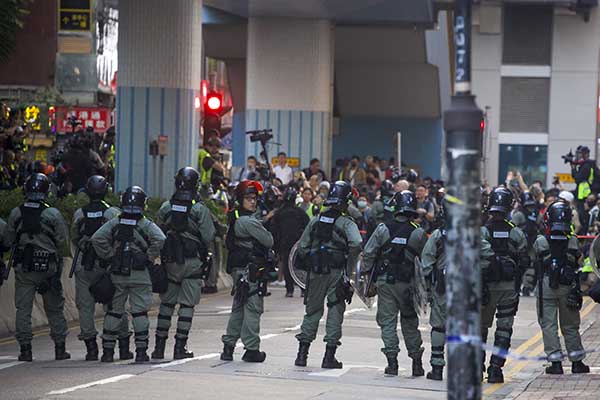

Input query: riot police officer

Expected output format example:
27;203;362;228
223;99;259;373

532;201;589;374
7;173;70;361
0;217;9;286
294;181;362;369
221;180;275;363
481;187;528;383
371;179;396;226
91;186;166;362
420;200;495;380
363;190;428;377
511;191;543;296
71;175;132;361
151;167;216;360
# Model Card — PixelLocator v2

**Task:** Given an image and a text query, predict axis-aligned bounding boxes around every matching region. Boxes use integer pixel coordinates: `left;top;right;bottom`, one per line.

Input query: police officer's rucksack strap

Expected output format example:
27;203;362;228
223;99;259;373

383;220;418;262
112;218;149;252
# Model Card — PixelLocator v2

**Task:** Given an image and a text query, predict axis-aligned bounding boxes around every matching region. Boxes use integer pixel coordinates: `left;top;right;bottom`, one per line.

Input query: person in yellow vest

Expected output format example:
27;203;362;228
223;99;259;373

298;187;319;218
197;135;225;190
572;146;598;232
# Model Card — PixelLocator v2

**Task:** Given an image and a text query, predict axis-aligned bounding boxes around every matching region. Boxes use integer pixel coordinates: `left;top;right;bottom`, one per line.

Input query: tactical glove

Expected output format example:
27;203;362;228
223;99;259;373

566;288;583;311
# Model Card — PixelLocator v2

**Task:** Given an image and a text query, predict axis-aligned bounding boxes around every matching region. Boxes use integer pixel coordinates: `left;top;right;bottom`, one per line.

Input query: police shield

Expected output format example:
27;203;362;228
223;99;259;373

289;240;307;290
349;256;376;309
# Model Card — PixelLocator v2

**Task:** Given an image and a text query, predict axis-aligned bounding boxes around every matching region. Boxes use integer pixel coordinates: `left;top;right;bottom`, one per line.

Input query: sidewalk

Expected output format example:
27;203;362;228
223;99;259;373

512;305;600;400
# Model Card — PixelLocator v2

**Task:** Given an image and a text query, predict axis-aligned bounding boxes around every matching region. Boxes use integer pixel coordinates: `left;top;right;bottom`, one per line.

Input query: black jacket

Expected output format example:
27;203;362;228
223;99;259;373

270;204;310;254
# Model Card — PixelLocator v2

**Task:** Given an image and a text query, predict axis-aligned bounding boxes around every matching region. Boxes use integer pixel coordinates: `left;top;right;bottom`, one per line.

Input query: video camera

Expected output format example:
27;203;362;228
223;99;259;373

247;129;273;144
561;149;577;164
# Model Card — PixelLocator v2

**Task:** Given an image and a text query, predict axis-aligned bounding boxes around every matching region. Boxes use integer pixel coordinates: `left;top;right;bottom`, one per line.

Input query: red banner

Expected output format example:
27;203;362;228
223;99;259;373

55;106;112;133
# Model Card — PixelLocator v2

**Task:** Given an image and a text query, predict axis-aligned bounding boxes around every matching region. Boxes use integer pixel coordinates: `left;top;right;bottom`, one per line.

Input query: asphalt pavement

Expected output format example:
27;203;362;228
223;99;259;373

0;285;597;400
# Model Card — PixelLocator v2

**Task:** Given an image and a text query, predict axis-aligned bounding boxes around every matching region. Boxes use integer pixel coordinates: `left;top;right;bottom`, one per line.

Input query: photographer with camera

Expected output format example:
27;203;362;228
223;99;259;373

564;145;599;233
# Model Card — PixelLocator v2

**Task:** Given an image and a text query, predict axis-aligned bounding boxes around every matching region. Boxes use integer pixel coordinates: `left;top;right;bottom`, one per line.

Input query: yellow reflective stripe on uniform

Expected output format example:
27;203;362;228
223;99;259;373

234;209;239;219
410;221;419;229
582;257;593;273
198;149;213;185
505;219;515;228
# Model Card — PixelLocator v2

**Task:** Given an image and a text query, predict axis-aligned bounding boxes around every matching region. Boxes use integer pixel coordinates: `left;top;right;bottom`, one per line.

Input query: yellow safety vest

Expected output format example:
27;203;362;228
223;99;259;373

583;257;593;273
197;148;213;186
578;167;594;200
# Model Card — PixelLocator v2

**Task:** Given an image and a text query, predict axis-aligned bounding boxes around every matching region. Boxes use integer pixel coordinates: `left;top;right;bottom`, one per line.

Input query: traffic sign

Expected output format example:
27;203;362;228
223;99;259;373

58;0;92;32
555;173;575;184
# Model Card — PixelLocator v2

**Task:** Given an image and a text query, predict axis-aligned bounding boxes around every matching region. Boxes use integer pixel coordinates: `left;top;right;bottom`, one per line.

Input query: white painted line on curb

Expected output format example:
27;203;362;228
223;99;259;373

0;361;23;371
47;374;135;395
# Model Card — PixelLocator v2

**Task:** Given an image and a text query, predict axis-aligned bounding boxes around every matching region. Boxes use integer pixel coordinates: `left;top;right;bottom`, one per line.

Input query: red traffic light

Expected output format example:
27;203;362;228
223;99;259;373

480;118;485;134
206;92;222;112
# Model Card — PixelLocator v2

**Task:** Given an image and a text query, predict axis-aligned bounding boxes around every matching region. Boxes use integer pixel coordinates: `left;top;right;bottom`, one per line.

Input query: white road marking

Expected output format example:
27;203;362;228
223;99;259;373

150;353;221;369
344;308;365;316
46;374;135;395
308;364;387;378
0;356;17;360
217;310;232;315
0;361;23;371
283;324;302;332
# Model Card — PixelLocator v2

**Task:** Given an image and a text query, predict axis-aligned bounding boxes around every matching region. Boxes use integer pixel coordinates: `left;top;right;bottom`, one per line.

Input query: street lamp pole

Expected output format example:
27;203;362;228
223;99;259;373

444;1;484;399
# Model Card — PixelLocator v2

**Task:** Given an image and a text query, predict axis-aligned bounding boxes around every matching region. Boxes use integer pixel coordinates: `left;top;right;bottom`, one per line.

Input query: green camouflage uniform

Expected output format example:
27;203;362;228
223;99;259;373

480;221;528;368
7;202;69;346
91;217;165;350
222;211;274;351
363;216;427;360
155;199;216;340
421;229;494;367
71;203;130;341
533;235;585;362
295;208;362;346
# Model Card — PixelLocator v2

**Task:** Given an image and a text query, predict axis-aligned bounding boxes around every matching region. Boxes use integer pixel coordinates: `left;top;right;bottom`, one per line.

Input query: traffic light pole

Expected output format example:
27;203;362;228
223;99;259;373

444;1;484;399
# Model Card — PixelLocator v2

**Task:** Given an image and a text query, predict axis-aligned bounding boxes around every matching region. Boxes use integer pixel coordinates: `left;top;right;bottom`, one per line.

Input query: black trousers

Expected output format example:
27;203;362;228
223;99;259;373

280;249;294;293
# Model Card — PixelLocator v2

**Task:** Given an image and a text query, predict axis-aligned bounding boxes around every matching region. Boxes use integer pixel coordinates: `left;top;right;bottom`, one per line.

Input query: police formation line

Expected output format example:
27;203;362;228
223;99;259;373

0;172;593;382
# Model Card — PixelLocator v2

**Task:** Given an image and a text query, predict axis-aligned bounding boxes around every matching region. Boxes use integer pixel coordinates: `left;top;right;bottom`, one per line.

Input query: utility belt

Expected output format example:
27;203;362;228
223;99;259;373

544;261;577;289
81;243;110;271
486;255;518;283
15;244;57;273
303;247;346;274
161;233;208;265
376;259;413;284
111;246;148;276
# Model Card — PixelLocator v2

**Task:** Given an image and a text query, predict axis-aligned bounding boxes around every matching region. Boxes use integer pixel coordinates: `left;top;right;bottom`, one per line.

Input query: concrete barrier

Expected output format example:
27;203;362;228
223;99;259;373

0;241;233;339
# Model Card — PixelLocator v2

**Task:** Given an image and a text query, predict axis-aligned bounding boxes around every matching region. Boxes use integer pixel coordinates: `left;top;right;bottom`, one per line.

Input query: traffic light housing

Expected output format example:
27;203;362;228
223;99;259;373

203;91;223;145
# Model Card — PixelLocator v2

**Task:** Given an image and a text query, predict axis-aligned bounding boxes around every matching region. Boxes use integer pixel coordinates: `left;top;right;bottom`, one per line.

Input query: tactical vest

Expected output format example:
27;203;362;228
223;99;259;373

379;220;418;283
16;201;55;272
433;229;448;295
304;209;348;273
519;208;539;248
226;210;268;273
542;234;578;288
162;198;208;264
81;201;110;270
111;217;149;276
484;219;517;282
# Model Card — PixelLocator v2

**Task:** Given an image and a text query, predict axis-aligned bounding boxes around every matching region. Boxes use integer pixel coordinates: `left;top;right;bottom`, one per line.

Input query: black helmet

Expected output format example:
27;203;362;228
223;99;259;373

325;181;353;207
85;175;108;200
545;201;572;233
488;187;513;214
392;190;418;217
24;173;49;201
380;180;394;198
577;145;590;155
175;167;199;192
121;186;147;215
283;187;298;204
519;191;536;208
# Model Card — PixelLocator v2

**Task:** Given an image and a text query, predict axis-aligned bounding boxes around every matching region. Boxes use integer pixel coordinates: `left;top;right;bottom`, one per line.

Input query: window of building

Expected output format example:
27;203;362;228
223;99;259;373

498;144;548;185
502;5;553;66
500;77;550;133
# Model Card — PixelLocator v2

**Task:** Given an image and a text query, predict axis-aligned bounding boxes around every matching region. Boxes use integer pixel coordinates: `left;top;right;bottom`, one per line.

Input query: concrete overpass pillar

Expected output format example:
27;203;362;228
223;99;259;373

244;18;333;174
116;0;202;195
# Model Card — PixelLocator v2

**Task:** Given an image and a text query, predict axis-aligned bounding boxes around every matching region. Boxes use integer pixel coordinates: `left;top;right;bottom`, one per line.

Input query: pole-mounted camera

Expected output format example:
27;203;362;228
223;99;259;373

246;129;277;182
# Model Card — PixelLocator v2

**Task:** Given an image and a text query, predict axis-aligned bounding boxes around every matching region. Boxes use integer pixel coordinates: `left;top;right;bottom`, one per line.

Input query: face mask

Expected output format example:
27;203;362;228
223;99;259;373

351;161;358;167
587;200;596;207
357;200;367;209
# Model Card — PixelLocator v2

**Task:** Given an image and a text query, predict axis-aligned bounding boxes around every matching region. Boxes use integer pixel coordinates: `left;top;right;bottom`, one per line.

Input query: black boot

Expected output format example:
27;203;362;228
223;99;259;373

101;347;114;363
174;338;194;360
294;342;310;367
55;342;71;360
487;364;504;383
427;365;444;381
118;337;134;360
135;348;149;363
84;339;99;361
321;346;343;369
220;344;234;361
572;361;590;374
384;354;398;376
242;349;266;363
151;336;167;360
18;344;32;362
545;361;564;375
412;357;425;377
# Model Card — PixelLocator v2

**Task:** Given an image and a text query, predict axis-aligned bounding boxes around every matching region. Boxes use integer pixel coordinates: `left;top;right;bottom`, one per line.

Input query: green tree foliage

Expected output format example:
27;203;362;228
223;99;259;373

0;0;32;62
